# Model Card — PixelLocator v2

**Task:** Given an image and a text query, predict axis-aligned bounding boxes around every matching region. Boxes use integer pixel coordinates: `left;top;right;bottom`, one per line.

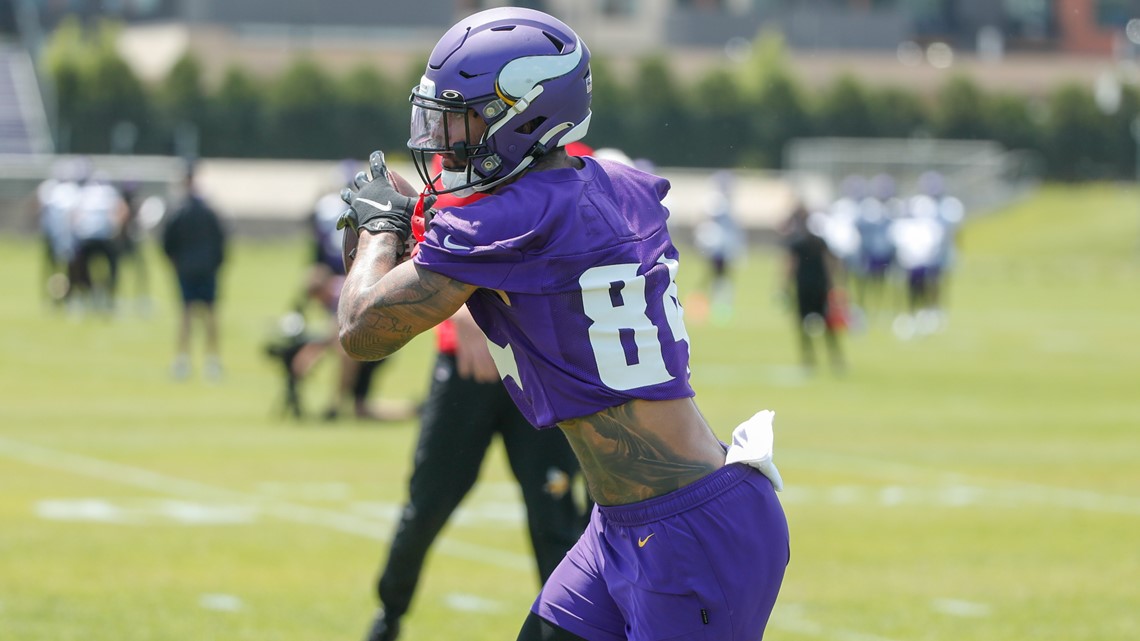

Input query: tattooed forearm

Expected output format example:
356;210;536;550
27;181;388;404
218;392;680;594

341;310;415;360
342;276;450;359
338;233;475;361
559;401;722;505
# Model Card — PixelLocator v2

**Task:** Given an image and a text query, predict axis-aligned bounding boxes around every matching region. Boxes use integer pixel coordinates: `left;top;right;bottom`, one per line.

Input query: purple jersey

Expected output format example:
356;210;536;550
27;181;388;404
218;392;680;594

414;157;693;428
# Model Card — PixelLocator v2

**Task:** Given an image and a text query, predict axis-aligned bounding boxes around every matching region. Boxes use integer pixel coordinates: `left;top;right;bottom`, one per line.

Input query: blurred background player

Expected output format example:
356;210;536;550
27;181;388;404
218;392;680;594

822;175;865;291
854;173;900;319
811;174;866;333
781;203;845;374
70;169;129;314
910;170;964;329
161;163;227;381
692;169;744;326
286;172;414;422
362;152;589;641
34;159;82;308
889;185;946;339
113;179;153;315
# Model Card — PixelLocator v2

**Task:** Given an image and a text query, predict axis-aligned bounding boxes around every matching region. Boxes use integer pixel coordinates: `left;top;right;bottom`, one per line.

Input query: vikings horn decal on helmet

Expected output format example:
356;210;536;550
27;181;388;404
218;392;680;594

407;7;592;195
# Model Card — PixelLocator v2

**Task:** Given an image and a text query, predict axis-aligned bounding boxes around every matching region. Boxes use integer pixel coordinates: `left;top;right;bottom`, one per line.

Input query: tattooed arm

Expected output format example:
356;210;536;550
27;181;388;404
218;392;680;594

338;231;477;361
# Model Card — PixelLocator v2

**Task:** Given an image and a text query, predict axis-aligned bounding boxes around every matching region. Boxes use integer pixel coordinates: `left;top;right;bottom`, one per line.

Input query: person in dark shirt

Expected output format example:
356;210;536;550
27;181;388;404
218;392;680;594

782;204;845;374
161;164;227;381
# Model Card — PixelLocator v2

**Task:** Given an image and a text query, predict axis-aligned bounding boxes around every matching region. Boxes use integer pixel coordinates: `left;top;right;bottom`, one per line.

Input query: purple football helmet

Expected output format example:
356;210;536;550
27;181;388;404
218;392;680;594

408;7;592;194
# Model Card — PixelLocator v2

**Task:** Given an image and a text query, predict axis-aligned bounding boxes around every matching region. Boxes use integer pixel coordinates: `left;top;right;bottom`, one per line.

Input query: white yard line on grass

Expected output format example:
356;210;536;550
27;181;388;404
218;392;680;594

0;435;533;572
785;448;1140;515
2;435;971;641
931;598;991;618
774;604;903;641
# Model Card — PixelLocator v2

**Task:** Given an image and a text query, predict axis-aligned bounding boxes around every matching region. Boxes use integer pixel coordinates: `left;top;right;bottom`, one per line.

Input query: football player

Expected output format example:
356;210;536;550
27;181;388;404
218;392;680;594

854;173;900;316
913;171;965;330
288;177;394;420
361;154;588;641
337;8;788;641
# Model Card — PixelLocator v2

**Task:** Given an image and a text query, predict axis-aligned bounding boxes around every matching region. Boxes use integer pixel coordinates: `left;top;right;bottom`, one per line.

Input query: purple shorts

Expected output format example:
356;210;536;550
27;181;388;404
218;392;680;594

864;255;892;277
533;463;789;641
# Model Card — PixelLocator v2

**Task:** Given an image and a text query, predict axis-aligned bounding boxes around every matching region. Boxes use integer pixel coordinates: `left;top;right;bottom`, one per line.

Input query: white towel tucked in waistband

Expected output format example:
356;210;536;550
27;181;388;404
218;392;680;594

725;410;784;491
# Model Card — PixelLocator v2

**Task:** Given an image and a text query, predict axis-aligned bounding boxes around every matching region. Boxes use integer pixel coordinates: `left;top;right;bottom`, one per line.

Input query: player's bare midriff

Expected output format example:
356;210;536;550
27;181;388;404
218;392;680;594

557;397;727;506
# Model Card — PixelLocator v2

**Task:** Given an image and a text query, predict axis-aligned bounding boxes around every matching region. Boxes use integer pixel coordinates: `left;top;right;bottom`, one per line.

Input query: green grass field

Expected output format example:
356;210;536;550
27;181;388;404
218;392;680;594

2;183;1138;641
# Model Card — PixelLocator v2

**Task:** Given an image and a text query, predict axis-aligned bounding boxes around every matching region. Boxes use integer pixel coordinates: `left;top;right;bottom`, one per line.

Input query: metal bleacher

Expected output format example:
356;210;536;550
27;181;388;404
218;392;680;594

0;40;52;156
0;37;55;231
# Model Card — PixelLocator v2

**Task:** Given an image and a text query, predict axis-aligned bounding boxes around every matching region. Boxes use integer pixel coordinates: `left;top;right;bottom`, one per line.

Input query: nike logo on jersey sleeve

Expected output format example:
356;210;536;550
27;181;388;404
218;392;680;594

443;235;471;251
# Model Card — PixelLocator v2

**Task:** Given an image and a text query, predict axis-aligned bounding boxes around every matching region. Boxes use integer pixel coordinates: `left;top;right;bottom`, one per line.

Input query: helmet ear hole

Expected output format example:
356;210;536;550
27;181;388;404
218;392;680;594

515;117;547;135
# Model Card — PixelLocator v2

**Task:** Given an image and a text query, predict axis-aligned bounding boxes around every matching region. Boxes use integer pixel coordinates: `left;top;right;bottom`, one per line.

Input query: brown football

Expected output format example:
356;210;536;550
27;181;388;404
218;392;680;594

387;168;420;198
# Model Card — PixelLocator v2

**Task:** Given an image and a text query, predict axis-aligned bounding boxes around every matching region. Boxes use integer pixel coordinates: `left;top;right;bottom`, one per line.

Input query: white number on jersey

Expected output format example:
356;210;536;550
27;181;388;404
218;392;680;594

578;260;686;391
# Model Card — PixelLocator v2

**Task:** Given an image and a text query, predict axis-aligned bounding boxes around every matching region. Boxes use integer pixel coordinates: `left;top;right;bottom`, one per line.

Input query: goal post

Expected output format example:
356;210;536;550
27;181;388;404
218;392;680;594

783;137;1041;215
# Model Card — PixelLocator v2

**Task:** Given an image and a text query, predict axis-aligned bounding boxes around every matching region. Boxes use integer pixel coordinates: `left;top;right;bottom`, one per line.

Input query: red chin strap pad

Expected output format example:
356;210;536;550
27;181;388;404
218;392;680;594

410;194;430;258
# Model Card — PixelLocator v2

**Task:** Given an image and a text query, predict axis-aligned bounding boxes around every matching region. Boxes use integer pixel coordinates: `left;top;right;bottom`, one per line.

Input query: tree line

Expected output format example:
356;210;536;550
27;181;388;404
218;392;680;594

42;18;1139;181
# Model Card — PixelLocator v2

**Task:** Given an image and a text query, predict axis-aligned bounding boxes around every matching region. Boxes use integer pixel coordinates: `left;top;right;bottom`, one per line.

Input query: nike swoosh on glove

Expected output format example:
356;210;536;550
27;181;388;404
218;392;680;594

725;410;784;491
337;150;435;256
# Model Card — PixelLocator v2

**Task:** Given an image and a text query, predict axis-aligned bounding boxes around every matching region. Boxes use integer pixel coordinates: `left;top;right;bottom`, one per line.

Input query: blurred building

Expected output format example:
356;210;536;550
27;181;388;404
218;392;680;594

1;0;1124;102
12;0;1131;57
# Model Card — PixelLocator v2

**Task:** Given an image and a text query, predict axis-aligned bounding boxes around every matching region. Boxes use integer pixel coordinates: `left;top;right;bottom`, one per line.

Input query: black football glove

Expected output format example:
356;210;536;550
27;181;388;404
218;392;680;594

337;151;434;257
